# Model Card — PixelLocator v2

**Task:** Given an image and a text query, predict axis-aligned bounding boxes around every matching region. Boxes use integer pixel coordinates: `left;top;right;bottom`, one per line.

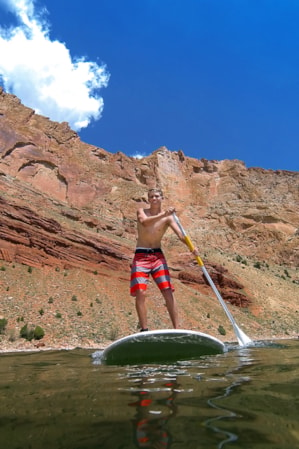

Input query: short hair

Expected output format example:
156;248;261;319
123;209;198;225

148;188;163;198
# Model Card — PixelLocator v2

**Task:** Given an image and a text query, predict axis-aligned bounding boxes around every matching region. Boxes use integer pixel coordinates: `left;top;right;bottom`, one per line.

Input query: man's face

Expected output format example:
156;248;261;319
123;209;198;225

148;191;163;204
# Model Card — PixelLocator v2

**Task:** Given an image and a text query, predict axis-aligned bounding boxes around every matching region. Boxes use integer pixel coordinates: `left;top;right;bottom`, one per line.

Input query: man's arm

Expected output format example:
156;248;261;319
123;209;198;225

169;215;199;255
168;215;185;243
137;207;175;226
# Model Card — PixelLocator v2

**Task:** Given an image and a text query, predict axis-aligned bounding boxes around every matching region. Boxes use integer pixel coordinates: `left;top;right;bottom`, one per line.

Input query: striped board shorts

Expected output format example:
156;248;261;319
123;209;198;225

130;248;174;296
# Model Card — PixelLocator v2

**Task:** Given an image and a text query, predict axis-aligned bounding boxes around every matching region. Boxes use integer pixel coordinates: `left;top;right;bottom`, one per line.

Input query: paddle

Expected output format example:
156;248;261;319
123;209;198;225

173;213;252;347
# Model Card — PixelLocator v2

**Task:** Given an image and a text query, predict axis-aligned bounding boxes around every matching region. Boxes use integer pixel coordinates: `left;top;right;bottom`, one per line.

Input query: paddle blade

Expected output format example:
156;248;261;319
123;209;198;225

233;326;253;347
201;266;252;347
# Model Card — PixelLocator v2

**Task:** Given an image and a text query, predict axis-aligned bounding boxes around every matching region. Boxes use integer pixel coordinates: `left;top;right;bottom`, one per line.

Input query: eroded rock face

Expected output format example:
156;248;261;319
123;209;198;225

0;88;298;311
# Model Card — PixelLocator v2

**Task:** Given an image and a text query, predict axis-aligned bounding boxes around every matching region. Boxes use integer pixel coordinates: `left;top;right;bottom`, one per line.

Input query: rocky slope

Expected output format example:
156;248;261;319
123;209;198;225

0;87;298;351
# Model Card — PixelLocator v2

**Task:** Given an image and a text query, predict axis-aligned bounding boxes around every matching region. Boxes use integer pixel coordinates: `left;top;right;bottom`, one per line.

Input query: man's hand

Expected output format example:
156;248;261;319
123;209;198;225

164;207;176;216
192;247;200;257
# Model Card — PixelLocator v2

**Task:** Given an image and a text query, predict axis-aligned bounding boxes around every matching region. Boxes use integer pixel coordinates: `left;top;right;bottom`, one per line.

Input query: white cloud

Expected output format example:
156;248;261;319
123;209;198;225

0;0;110;130
131;153;145;159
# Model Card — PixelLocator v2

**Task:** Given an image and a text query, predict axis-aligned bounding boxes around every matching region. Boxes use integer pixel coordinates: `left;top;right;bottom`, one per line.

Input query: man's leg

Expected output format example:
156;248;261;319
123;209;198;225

161;288;179;329
135;290;148;330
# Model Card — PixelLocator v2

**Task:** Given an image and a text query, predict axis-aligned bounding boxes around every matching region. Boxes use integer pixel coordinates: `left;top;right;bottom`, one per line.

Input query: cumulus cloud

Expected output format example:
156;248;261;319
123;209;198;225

0;0;110;130
131;153;145;159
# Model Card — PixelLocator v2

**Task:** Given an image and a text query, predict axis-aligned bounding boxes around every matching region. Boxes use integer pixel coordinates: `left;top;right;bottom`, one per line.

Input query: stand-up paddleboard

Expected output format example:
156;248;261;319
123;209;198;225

100;329;226;365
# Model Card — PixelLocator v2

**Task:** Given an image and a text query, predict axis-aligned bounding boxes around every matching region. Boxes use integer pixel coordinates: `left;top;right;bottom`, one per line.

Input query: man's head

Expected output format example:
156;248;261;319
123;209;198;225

148;188;164;200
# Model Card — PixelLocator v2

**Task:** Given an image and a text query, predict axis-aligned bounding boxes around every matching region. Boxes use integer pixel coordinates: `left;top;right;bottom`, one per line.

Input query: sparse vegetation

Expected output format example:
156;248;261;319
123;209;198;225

0;318;8;334
8;329;17;342
34;326;45;340
20;324;45;341
235;255;248;265
218;325;226;336
108;327;119;341
0;247;297;350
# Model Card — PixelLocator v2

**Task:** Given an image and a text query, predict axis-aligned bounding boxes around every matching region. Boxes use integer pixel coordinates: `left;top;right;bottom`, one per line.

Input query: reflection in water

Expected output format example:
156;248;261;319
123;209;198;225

203;350;253;448
204;377;247;449
0;340;298;449
120;357;252;449
129;378;178;448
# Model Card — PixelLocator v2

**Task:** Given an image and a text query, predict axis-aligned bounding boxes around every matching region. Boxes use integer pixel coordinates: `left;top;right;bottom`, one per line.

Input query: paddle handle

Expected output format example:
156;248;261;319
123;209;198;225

173;213;204;266
184;235;204;267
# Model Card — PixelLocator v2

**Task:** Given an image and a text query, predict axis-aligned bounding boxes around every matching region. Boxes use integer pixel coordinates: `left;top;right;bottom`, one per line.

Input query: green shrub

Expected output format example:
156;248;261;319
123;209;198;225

71;295;78;301
218;325;226;336
0;318;8;334
20;324;34;341
34;326;45;340
20;324;45;341
48;297;54;304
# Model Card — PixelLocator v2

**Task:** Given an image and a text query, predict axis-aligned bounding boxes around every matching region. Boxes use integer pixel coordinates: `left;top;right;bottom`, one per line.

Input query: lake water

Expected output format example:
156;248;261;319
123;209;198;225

1;339;298;449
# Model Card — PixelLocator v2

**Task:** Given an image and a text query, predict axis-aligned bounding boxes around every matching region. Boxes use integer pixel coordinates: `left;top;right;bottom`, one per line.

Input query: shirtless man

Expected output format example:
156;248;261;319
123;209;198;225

130;188;197;331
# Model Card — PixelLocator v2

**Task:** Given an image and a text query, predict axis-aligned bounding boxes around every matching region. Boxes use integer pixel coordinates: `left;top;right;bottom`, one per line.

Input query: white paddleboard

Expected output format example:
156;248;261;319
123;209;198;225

100;329;226;365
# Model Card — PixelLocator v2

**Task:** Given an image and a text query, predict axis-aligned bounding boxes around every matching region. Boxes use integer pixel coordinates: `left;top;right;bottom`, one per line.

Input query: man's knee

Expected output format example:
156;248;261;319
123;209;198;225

135;290;147;302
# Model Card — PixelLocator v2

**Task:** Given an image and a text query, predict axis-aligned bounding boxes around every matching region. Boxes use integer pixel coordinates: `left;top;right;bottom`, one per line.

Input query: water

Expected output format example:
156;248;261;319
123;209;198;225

0;339;298;449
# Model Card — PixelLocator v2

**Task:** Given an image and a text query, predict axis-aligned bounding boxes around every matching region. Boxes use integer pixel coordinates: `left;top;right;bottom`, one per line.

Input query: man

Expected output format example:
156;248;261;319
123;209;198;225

130;188;198;331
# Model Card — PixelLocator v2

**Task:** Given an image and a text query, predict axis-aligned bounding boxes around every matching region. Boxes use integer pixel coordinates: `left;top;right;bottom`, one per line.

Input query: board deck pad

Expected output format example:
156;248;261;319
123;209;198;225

100;329;226;365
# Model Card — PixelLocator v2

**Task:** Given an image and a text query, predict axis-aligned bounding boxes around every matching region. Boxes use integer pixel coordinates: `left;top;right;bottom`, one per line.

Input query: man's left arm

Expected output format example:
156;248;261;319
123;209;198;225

168;215;199;256
168;215;185;243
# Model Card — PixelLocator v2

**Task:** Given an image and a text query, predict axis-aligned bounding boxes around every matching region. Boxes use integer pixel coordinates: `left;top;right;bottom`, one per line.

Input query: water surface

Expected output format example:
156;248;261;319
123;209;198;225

1;339;298;448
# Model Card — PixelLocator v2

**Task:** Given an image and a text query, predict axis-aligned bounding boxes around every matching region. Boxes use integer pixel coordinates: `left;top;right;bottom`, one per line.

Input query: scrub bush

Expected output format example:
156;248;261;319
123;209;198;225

218;325;226;336
0;318;8;334
20;324;45;341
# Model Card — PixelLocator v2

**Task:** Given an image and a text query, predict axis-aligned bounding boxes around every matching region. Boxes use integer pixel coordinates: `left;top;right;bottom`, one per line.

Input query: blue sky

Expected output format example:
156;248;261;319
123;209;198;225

1;0;299;171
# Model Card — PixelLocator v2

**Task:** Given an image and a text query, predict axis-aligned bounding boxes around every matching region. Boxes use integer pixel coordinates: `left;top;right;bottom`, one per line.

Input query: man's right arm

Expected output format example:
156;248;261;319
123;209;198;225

137;207;177;226
137;208;165;226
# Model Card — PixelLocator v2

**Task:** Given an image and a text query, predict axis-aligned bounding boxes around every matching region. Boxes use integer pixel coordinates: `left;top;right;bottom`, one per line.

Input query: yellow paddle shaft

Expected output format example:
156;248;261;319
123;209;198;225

184;235;204;267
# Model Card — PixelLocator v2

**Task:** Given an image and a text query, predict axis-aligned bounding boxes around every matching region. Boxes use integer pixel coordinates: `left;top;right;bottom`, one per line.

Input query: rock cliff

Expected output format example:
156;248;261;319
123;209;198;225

0;87;298;349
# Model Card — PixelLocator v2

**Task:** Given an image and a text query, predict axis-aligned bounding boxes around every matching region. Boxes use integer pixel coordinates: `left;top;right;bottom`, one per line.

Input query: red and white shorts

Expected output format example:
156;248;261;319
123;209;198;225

130;248;174;296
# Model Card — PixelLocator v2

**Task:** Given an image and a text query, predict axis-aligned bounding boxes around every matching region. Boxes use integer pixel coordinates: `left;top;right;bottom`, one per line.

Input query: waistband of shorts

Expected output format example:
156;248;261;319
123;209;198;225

135;247;162;254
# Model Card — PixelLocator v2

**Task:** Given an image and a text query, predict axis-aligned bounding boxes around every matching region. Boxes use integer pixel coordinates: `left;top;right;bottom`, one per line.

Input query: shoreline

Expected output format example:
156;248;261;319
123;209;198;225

1;335;297;355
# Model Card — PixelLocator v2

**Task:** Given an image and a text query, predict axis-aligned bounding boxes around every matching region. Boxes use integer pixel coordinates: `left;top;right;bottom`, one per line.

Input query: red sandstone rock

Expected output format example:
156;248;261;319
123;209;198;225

0;88;298;313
